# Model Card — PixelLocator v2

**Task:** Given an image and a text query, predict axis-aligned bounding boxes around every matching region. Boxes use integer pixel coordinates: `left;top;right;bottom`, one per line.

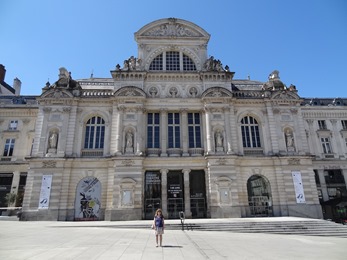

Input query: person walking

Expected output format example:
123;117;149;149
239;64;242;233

153;208;164;247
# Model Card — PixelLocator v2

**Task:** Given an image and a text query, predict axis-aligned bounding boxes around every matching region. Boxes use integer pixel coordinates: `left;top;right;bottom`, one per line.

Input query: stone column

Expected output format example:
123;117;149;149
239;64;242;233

342;169;347;191
306;119;318;157
183;169;191;218
330;119;342;157
204;107;213;154
161;169;168;217
10;171;20;205
113;106;124;155
265;102;279;155
224;106;233;154
181;109;189;156
160;109;168;157
136;107;145;155
317;169;329;202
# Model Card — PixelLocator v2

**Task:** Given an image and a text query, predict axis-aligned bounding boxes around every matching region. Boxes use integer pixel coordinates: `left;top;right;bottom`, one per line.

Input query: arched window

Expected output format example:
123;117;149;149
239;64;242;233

84;116;105;149
241;116;261;148
149;51;196;71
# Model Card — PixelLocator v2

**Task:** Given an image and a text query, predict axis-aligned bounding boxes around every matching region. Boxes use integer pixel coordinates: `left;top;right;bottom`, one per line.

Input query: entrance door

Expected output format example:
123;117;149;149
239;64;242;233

247;175;273;217
144;171;161;220
190;170;207;218
167;171;184;219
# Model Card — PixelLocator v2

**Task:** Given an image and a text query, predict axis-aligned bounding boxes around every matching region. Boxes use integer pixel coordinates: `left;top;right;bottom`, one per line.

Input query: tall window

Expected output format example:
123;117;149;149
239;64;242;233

84;116;105;149
8;120;18;130
147;113;160;148
241;116;261;148
318;120;327;130
341;120;347;130
149;51;196;71
3;139;15;156
188;113;201;148
321;137;332;154
168;113;180;148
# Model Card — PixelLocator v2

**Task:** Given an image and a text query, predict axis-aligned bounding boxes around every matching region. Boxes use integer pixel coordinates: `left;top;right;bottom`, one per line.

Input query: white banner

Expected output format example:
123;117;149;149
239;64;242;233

38;175;52;209
292;171;306;203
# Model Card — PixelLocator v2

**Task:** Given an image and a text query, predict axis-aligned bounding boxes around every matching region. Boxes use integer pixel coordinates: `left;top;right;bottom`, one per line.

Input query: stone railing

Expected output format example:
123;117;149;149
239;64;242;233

81;149;104;157
167;148;183;157
146;148;161;157
232;90;271;99
243;148;264;156
188;148;204;156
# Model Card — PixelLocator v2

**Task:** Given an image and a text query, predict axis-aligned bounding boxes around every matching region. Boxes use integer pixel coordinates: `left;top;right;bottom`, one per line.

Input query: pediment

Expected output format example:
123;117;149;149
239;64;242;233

201;87;232;98
272;91;300;100
40;89;74;99
135;18;210;40
114;86;147;97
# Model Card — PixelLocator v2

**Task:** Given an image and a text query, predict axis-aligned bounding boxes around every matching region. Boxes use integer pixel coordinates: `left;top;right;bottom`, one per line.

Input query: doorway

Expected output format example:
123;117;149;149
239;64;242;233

247;175;273;217
167;171;184;219
144;171;161;220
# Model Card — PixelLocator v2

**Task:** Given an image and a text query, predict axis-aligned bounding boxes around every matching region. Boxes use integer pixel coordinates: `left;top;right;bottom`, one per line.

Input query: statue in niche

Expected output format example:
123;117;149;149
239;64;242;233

285;130;295;151
49;131;58;149
215;130;224;152
126;131;133;148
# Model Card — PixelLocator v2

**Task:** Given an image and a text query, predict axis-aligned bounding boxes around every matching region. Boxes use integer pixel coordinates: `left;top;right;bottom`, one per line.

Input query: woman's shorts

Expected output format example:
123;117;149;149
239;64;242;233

155;227;164;235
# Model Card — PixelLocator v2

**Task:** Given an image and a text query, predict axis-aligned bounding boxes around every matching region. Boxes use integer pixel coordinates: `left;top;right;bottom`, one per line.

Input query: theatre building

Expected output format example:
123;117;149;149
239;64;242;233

1;18;347;221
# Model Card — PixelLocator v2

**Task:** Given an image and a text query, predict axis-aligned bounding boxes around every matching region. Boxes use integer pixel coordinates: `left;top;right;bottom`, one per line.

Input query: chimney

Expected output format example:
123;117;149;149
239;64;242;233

0;64;6;82
13;78;22;95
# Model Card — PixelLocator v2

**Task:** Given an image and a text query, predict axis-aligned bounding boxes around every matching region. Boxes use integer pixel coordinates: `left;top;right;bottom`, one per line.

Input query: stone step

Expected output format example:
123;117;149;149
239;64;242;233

106;219;347;237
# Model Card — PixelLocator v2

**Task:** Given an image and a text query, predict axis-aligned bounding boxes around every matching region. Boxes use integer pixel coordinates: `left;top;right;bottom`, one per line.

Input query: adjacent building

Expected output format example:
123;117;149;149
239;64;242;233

1;18;346;222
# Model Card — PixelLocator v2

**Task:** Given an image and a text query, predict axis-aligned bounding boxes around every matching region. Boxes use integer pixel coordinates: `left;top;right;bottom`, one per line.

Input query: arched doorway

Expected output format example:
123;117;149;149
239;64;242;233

74;177;101;221
247;175;273;217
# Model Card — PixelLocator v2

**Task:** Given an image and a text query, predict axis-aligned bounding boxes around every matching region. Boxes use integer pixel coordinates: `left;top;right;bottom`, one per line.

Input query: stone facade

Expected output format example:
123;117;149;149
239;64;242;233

1;18;346;221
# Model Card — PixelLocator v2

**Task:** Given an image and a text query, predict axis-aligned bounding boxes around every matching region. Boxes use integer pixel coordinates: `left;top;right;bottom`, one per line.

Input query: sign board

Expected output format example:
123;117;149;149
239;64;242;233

292;171;306;203
38;175;52;209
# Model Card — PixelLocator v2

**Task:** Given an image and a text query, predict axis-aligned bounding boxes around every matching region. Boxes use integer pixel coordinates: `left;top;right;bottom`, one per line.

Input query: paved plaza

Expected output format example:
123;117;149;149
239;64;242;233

0;219;346;260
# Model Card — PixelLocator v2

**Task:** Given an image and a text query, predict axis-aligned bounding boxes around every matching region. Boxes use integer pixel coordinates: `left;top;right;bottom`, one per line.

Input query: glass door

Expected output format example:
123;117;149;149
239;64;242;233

144;171;161;219
167;171;184;219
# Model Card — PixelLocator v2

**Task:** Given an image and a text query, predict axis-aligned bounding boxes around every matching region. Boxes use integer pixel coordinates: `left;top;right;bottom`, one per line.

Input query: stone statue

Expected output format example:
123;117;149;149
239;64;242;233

49;131;58;149
126;131;133;148
285;130;294;149
215;130;224;148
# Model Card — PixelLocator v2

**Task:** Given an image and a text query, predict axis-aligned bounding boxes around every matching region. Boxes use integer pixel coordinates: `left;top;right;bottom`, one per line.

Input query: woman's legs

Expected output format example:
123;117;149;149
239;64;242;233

159;234;162;246
156;234;158;246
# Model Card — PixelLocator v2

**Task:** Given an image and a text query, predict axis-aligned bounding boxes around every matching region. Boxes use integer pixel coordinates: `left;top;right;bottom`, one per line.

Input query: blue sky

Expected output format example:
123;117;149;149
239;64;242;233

1;0;346;98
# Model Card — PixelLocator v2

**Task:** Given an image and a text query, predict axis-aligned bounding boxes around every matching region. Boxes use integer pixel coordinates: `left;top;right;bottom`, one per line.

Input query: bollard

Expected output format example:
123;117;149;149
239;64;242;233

179;211;185;231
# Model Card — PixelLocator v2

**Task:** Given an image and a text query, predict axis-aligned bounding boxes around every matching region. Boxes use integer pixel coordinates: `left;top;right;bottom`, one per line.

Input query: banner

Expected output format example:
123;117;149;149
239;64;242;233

292;171;306;203
38;175;52;209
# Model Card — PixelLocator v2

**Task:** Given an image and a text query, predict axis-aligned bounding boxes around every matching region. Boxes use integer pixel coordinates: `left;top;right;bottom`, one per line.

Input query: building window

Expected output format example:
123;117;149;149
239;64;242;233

183;54;197;71
147;113;160;148
314;170;320;185
188;113;201;148
168;113;180;148
84;116;105;149
3;139;15;156
149;51;196;71
149;53;163;71
318;120;327;130
241;116;261;148
342;120;347;130
166;51;180;71
8;120;18;130
321;137;332;154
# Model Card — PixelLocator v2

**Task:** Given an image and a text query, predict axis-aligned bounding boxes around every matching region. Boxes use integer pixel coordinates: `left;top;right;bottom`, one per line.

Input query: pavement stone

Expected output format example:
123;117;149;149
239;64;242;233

0;219;346;260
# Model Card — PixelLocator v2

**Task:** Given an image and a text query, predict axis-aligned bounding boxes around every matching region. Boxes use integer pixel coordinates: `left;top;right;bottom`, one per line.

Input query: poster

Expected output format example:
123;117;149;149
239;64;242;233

292;171;306;203
74;177;101;221
38;175;52;209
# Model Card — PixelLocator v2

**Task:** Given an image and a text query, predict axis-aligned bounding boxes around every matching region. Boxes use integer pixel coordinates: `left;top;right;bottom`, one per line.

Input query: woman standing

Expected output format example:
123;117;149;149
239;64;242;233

153;208;164;247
